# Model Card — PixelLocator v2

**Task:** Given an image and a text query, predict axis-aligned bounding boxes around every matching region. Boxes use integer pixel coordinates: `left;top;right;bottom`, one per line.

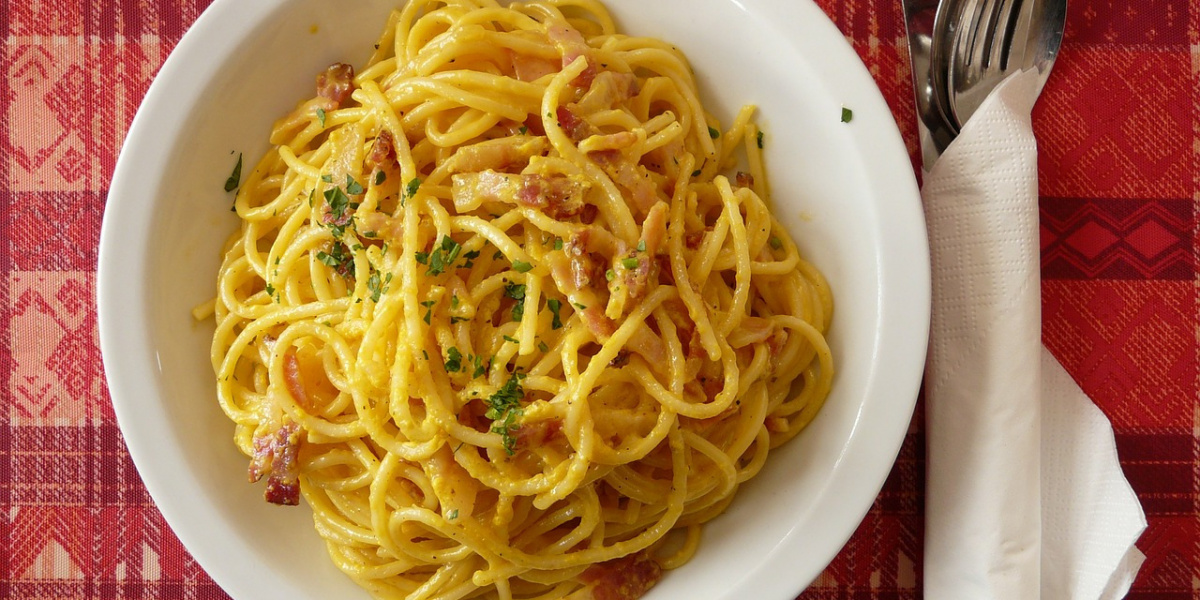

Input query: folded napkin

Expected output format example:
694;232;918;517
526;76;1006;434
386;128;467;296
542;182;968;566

922;70;1147;599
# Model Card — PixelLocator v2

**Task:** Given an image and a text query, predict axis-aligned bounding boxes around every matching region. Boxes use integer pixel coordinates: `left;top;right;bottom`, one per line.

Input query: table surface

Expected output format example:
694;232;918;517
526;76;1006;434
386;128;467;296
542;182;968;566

1;1;1193;598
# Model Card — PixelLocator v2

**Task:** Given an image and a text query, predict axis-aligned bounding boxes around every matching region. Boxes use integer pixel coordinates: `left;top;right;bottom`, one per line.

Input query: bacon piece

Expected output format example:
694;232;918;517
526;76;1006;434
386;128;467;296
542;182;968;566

556;105;596;142
639;202;669;257
684;230;706;249
546;19;597;88
515;417;565;448
591;149;658;214
582;131;638;153
509;49;560;82
565;231;610;289
735;171;755;189
580;306;618;338
575;70;639;114
248;421;302;506
316;63;355;107
446;136;547;174
451;170;588;218
573;552;662;600
366;129;397;174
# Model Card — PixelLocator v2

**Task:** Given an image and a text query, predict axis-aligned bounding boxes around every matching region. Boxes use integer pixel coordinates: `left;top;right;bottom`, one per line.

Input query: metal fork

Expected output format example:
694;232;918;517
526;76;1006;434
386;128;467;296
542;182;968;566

903;0;1067;163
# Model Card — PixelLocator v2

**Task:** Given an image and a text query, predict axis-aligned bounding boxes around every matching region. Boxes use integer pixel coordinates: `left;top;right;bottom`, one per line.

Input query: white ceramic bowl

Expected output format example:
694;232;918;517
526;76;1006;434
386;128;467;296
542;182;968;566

98;1;929;598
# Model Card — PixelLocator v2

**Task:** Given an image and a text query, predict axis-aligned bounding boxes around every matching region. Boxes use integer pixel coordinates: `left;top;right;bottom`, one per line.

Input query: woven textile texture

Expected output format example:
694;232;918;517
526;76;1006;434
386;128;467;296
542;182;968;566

1;0;1194;598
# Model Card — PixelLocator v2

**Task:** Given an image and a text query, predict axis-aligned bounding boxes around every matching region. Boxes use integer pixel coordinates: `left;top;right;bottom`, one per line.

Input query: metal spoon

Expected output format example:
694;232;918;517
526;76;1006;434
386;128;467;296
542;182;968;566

902;0;1067;162
943;0;1066;129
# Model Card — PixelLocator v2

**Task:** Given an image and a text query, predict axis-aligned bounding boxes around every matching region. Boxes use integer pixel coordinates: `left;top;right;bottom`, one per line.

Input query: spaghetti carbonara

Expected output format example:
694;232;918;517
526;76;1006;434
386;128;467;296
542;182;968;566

203;1;833;598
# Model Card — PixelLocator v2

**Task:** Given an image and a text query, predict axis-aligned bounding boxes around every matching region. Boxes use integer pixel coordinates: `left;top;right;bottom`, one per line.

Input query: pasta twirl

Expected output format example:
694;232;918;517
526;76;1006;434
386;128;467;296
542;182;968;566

208;1;834;598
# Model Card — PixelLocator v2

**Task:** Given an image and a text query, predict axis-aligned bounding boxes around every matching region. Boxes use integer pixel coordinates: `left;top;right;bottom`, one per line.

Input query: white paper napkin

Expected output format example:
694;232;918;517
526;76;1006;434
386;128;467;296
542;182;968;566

922;70;1147;600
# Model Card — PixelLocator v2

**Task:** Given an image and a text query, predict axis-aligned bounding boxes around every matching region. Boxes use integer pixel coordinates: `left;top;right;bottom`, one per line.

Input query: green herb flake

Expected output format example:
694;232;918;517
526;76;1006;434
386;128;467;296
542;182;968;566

345;175;364;195
621;257;639;270
841;106;854;123
769;236;783;250
708;126;720;139
504;283;526;301
485;371;526;455
547;298;563;330
447;509;459;520
553;238;563;251
368;271;387;303
513;260;533;273
519;125;528;135
756;130;765;149
421;301;436;324
502;335;519;344
471;354;487;378
537;340;550;353
405;177;422;200
445;347;462;373
374;170;387;185
605;269;615;281
316;107;326;127
224;153;243;192
691;169;702;177
321;174;334;183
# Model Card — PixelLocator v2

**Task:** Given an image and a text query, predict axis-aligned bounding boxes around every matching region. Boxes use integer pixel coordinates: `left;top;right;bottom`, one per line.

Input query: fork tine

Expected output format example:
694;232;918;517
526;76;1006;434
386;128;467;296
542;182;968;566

993;0;1022;70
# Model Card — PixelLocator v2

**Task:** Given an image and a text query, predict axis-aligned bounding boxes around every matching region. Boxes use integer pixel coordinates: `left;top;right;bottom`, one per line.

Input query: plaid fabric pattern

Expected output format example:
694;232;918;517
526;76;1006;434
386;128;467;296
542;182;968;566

0;0;1193;598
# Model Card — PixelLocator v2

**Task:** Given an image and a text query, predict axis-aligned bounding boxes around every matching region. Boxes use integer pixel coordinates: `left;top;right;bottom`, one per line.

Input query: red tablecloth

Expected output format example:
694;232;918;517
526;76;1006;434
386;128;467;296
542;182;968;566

1;1;1190;598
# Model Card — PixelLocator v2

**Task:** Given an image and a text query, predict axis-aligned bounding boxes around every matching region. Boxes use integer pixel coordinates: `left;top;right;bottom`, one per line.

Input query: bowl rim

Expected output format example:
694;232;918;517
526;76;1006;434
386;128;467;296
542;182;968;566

97;0;930;598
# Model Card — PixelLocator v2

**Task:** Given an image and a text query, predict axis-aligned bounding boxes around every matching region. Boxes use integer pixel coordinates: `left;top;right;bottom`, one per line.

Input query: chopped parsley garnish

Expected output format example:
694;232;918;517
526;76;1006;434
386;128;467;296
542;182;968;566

573;302;587;310
769;236;783;250
537;340;550;353
485;371;526;455
691;169;702;177
316;107;326;127
368;271;391;303
636;239;646;252
374;170;387;185
450;295;460;309
458;249;481;269
547;298;563;330
605;269;615;281
505;282;527;322
493;250;504;260
470;354;487;378
321;174;334;183
519;125;528;135
553;238;564;251
445;347;462;373
316;242;354;277
756;130;765;149
421;299;436;323
502;335;519;344
708;126;720;139
264;282;276;300
405;177;422;200
224;153;243;192
446;509;459;520
423;236;463;276
841;106;854;123
344;175;364;195
621;257;639;270
512;260;533;273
